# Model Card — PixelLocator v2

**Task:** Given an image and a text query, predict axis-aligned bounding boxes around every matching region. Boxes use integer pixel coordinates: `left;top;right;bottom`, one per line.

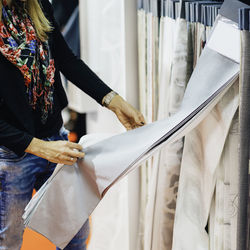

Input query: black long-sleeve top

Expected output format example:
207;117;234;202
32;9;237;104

0;0;113;156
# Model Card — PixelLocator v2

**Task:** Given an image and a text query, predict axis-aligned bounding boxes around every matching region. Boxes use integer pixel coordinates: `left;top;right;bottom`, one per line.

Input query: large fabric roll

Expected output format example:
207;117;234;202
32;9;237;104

238;8;250;250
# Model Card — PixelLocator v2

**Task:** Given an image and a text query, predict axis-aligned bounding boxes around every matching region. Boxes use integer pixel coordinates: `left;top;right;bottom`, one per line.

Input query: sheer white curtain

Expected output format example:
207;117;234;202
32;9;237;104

78;1;140;250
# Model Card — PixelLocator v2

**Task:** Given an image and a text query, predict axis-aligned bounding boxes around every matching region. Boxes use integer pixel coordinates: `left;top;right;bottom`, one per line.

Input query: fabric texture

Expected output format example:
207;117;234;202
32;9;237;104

137;9;147;249
209;112;239;250
143;17;191;250
78;2;132;250
172;79;239;250
139;3;220;248
137;2;243;249
0;0;55;123
0;126;89;250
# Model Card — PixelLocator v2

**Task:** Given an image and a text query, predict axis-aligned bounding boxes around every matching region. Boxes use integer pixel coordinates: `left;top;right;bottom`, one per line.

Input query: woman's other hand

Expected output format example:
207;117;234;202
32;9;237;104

107;95;146;130
25;138;85;165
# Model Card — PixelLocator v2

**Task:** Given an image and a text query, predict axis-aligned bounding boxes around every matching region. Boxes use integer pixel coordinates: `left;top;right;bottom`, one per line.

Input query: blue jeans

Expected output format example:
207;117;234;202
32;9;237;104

0;126;89;250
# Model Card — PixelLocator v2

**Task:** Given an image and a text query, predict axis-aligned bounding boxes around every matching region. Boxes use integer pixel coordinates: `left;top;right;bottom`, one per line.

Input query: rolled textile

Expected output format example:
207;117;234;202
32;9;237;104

238;7;250;250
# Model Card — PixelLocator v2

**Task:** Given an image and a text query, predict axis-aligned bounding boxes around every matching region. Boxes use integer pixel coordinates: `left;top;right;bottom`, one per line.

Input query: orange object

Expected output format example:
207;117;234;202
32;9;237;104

86;216;92;245
22;228;55;250
22;189;56;249
68;131;78;142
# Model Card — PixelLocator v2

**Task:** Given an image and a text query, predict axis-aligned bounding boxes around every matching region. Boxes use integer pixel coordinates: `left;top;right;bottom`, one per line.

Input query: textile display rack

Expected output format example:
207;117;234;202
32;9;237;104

22;0;249;250
137;0;250;250
137;0;224;249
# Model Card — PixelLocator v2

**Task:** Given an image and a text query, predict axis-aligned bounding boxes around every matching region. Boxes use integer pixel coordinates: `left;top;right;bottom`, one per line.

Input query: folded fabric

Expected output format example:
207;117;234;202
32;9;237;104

23;15;240;250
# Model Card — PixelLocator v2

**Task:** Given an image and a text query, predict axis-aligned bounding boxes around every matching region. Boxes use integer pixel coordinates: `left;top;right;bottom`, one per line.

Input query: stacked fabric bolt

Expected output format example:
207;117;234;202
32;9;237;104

238;7;250;250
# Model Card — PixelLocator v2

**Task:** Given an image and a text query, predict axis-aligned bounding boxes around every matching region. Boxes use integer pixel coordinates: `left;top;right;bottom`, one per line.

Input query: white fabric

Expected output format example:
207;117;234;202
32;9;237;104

172;80;239;250
68;0;126;114
23;39;240;249
207;18;240;64
137;10;147;249
137;9;160;249
171;16;241;250
157;16;176;121
78;1;130;250
144;17;190;250
209;113;239;250
138;14;241;250
67;1;100;113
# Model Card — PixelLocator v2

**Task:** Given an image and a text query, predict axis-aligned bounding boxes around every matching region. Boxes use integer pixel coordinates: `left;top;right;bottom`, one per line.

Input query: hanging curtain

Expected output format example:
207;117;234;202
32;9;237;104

144;2;190;249
68;1;103;114
209;111;239;250
172;13;241;250
78;1;130;250
173;79;239;250
137;1;160;248
137;1;223;249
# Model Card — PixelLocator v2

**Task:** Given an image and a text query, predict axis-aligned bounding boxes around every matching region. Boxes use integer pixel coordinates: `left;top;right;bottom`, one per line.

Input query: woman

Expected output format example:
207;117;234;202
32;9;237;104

0;0;146;249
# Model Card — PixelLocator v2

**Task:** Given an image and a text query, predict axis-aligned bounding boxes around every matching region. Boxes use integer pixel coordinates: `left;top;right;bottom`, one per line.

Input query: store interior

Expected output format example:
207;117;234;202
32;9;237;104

20;0;250;249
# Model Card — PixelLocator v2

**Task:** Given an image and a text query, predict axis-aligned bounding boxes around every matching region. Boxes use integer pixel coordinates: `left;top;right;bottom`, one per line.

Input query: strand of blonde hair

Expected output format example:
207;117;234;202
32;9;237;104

0;0;53;42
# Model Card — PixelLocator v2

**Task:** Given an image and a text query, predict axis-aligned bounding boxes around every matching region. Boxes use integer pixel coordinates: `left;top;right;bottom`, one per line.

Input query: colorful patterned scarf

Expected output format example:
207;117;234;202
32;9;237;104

0;0;55;124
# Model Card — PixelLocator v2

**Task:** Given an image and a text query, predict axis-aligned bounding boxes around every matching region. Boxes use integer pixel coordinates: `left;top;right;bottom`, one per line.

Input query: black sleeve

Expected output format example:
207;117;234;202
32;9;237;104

0;117;33;156
42;0;114;106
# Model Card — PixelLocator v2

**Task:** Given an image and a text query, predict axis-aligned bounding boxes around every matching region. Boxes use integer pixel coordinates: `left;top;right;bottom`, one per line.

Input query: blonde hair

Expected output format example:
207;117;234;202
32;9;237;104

0;0;53;42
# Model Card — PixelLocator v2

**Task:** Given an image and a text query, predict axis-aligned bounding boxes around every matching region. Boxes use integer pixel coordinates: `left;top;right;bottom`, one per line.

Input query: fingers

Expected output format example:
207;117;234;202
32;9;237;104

134;111;146;126
122;118;134;131
55;141;85;163
49;154;78;166
64;142;85;157
118;112;146;131
128;111;146;130
64;142;85;160
66;141;83;151
60;155;78;165
138;113;146;125
63;156;78;166
66;148;85;159
124;109;146;128
115;110;133;130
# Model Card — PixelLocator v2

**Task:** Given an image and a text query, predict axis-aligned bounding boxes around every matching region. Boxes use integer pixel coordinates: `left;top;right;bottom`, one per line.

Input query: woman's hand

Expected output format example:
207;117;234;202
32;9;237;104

107;95;146;130
25;138;85;165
